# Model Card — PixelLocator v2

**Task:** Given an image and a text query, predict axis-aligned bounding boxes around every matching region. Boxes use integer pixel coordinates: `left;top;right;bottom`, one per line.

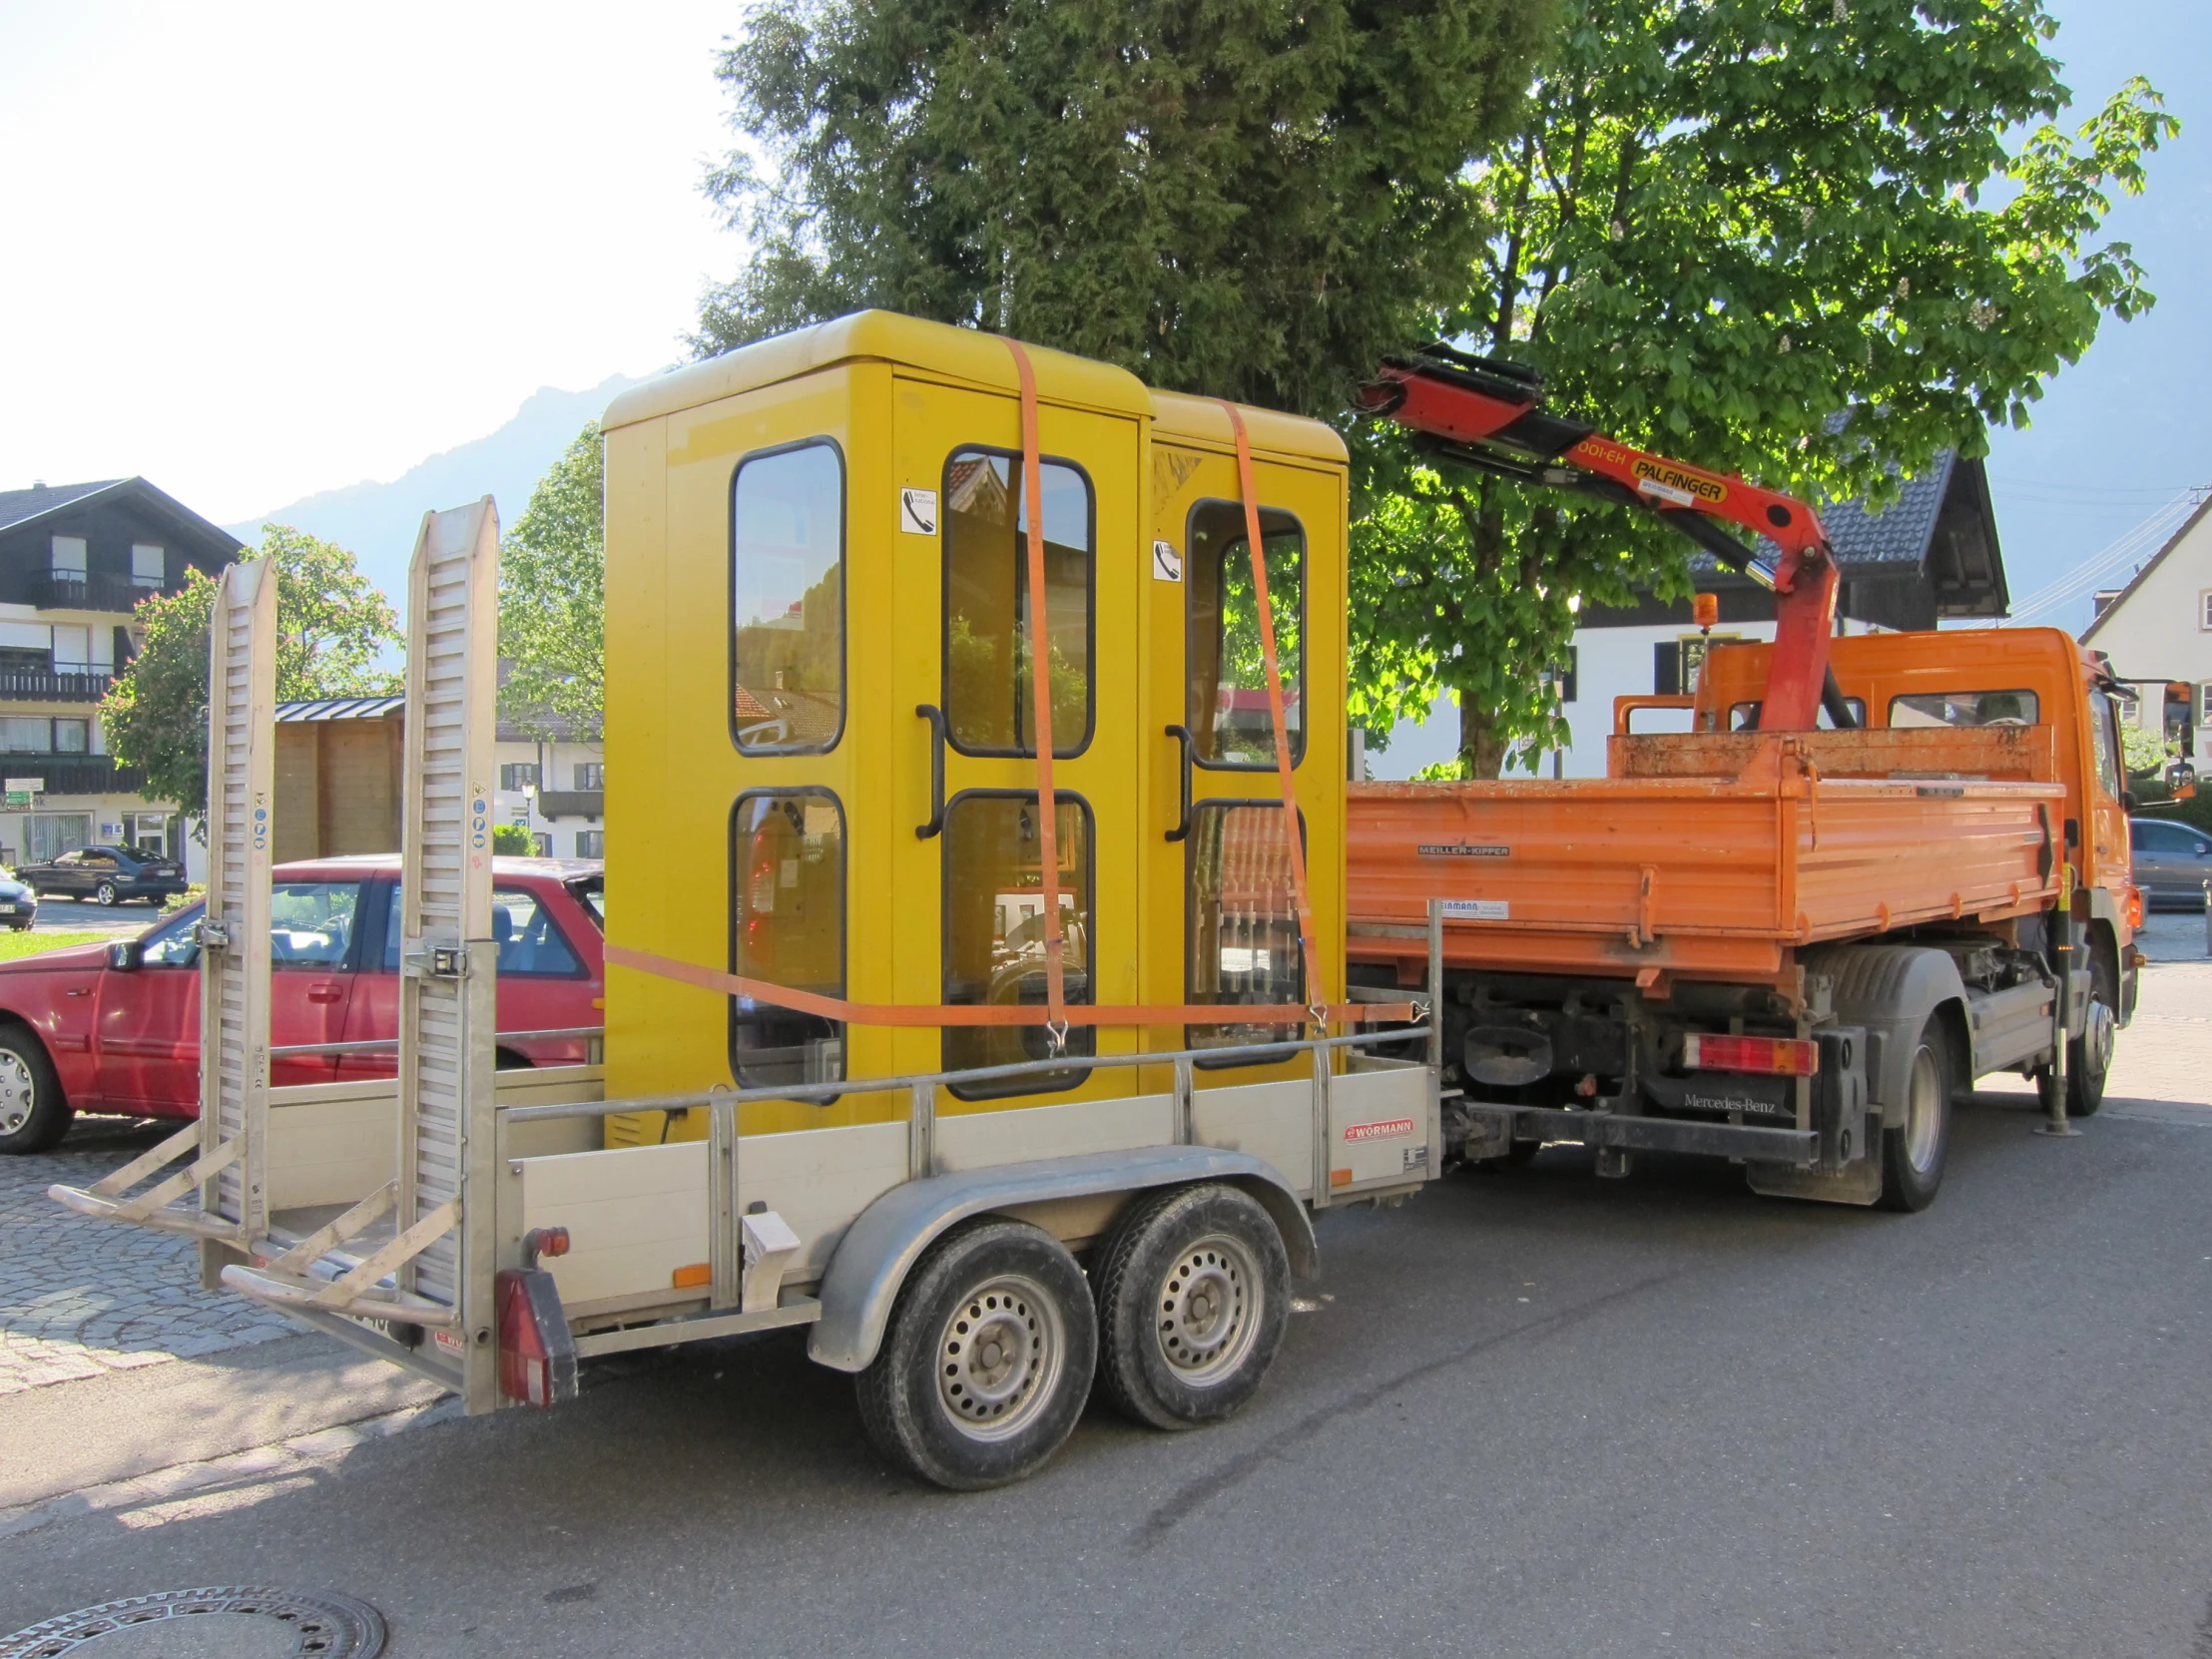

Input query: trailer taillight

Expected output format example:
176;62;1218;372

496;1267;578;1408
1681;1033;1818;1076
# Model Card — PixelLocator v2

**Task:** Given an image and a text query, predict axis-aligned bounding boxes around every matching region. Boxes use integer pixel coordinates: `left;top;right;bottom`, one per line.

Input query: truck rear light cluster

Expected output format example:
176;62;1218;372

1681;1033;1819;1076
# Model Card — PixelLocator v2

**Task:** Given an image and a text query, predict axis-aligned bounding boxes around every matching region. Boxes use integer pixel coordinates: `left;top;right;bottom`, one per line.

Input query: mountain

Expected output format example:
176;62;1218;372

224;371;655;611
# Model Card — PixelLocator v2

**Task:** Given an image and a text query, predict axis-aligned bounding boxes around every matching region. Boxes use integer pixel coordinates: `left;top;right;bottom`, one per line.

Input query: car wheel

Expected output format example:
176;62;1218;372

1878;1015;1953;1213
0;1026;71;1154
93;881;118;906
855;1219;1095;1490
1092;1183;1290;1431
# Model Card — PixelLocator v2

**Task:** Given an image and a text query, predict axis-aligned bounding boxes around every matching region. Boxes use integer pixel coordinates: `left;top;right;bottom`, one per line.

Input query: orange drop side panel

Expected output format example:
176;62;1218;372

1347;731;2063;987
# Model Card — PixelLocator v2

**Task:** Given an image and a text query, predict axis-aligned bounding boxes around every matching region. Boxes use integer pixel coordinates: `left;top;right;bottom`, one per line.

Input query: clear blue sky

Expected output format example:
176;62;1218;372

1982;0;2210;632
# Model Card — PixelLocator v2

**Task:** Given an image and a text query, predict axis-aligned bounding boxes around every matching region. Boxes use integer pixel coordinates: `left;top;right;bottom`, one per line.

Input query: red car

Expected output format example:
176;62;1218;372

0;854;604;1153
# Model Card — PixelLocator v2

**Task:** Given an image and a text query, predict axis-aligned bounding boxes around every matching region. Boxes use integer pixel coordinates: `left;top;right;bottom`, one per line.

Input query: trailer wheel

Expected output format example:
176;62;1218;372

0;1025;69;1154
1092;1183;1290;1431
1878;1015;1952;1213
2065;948;2117;1118
854;1218;1095;1490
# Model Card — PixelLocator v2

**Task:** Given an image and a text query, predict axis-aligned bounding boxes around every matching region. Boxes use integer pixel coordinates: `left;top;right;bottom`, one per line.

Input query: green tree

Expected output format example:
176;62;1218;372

500;422;605;741
1352;0;2176;778
696;0;1552;415
491;823;537;855
102;526;402;824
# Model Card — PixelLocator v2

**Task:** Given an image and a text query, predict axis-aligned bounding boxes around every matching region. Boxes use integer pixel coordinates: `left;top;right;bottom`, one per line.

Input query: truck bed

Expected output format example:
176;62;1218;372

1349;729;2065;986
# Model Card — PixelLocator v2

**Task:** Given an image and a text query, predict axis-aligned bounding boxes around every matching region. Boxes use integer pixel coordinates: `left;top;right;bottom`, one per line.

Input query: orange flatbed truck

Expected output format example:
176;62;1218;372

1345;347;2140;1210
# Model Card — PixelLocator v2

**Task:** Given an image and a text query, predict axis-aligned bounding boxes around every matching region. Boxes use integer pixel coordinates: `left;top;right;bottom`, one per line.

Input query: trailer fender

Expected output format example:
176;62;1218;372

1800;945;1968;1128
808;1146;1315;1374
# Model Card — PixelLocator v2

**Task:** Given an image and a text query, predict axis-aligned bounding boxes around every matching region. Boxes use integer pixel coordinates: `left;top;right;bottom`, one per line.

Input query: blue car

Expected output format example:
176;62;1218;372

18;844;187;907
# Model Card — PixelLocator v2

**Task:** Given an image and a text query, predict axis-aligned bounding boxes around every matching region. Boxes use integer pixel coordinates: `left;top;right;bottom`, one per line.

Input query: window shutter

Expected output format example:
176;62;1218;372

1653;642;1680;697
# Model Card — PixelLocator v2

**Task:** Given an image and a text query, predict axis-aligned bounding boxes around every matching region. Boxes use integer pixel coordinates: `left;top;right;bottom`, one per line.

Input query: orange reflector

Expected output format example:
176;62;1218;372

1681;1032;1818;1076
672;1262;712;1289
1329;1168;1353;1188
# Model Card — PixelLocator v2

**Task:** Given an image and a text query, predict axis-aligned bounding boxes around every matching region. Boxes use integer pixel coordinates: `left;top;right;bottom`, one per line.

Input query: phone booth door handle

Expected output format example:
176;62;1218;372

915;705;947;839
1164;724;1195;842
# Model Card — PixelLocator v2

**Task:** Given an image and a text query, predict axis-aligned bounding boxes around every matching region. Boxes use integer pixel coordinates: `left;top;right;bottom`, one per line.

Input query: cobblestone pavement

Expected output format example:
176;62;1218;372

0;1117;292;1396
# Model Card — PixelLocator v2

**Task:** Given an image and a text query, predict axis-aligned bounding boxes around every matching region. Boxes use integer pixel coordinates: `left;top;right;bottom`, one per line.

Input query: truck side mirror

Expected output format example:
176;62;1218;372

106;940;143;972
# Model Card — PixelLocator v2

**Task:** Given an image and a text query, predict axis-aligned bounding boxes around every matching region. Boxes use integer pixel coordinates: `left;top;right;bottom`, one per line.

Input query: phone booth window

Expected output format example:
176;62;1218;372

942;450;1093;756
733;443;844;753
730;791;844;1088
1186;802;1304;1055
942;794;1093;1096
1186;502;1303;767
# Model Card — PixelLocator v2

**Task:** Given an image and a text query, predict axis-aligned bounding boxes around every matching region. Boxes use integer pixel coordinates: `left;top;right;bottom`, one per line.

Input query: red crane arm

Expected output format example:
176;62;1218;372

1358;347;1844;732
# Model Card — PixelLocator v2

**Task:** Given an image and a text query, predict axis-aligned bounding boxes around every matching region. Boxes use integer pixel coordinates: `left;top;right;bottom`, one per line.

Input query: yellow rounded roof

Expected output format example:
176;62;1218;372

604;309;1346;464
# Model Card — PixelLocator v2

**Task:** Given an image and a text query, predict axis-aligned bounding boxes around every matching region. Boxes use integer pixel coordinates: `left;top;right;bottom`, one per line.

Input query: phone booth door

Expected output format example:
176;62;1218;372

890;376;1142;1102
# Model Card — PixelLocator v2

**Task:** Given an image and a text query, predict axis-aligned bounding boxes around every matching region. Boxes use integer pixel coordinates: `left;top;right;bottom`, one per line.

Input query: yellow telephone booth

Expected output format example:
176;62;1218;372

599;312;1349;1137
50;308;1434;1499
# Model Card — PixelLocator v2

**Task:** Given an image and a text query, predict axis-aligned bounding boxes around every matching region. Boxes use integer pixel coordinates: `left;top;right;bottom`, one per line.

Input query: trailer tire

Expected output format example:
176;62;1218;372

1092;1183;1290;1431
2065;945;2117;1119
0;1024;70;1154
854;1218;1095;1490
1877;1015;1952;1213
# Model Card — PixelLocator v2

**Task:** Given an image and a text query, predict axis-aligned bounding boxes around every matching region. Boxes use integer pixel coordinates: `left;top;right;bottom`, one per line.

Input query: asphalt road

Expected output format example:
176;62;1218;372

20;895;173;937
4;946;2209;1656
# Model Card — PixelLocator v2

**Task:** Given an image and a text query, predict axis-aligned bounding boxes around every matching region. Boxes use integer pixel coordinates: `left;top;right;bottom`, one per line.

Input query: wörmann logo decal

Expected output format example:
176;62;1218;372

1417;842;1509;857
1345;1118;1415;1142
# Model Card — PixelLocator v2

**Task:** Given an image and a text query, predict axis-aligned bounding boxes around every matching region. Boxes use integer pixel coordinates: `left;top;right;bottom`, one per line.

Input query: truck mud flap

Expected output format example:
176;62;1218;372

1469;1104;1816;1165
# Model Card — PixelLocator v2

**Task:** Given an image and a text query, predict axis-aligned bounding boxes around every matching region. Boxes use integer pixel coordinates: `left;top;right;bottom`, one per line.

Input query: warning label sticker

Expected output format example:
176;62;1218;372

1440;898;1509;921
1345;1118;1415;1142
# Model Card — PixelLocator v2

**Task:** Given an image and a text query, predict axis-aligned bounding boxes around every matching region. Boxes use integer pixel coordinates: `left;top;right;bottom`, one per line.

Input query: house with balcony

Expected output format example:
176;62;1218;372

0;478;246;872
496;706;605;859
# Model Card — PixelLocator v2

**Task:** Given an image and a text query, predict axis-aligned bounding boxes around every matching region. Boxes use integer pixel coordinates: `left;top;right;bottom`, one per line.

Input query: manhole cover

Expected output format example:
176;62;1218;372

0;1588;384;1658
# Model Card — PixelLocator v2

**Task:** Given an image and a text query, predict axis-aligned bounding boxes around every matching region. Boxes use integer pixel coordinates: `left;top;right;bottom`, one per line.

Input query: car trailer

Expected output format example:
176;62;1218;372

53;319;1451;1488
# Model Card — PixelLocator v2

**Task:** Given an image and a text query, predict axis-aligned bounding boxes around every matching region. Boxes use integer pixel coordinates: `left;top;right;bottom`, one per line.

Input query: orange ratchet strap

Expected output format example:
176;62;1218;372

605;943;1410;1026
1001;337;1070;1049
611;350;1401;1035
1219;400;1328;1020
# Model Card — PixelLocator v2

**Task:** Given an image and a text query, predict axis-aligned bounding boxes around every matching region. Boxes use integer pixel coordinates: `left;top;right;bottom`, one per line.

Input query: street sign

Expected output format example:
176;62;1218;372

4;779;44;794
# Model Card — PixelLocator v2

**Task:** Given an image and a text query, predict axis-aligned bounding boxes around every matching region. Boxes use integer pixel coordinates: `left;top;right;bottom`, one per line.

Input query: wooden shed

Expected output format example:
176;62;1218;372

273;695;404;862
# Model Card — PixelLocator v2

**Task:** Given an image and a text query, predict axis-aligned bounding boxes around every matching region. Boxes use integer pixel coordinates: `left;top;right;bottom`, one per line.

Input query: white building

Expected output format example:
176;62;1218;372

0;479;248;876
495;708;604;860
1370;450;2011;779
2080;496;2212;759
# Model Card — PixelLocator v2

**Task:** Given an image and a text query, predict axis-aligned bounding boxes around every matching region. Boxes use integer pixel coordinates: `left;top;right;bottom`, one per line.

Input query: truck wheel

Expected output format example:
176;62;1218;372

2066;950;2117;1118
855;1219;1095;1490
0;1026;71;1154
1877;1016;1952;1213
1092;1183;1290;1431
